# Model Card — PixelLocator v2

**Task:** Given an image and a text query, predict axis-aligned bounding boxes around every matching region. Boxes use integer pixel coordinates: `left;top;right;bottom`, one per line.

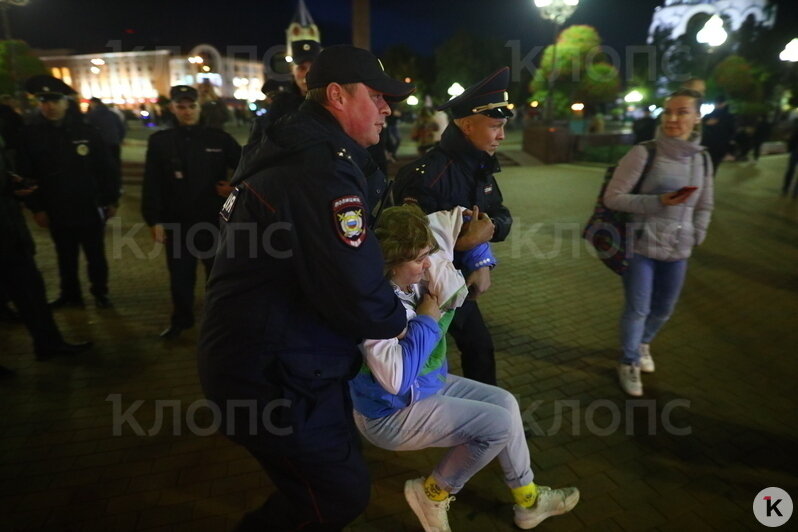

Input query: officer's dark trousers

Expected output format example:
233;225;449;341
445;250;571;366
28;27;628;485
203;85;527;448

49;220;108;300
449;299;497;385
0;253;63;352
234;439;370;532
165;223;216;328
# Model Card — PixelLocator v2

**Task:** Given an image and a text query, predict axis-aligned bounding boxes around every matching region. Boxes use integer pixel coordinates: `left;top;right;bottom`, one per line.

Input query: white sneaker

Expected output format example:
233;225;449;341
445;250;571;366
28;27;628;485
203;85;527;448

617;363;643;396
639;343;655;373
404;477;454;532
514;486;580;529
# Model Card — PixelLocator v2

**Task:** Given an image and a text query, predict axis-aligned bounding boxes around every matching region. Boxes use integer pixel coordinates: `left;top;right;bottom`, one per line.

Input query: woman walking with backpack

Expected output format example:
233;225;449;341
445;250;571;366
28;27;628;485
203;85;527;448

603;89;714;396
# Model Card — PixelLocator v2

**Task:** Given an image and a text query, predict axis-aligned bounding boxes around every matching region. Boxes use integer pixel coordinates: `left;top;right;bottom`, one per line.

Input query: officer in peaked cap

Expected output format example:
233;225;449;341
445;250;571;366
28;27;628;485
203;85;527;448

437;66;514;120
393;67;515;386
142;84;240;339
17;75;120;310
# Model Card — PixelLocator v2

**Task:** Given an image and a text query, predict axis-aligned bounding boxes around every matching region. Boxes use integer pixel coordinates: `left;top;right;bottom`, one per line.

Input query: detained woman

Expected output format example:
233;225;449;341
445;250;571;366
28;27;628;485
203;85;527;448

349;204;579;531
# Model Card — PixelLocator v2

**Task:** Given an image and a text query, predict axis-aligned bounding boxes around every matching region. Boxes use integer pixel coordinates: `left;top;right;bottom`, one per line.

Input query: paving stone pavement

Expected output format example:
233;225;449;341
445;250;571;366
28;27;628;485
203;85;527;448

1;133;797;531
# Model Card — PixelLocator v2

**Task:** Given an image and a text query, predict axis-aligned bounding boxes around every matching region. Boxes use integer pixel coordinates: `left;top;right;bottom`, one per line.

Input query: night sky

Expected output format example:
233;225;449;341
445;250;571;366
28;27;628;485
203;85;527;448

8;0;798;59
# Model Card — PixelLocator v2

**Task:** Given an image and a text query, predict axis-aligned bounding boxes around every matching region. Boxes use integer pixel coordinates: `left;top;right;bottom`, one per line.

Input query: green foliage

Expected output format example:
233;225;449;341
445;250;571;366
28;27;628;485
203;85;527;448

0;40;47;94
529;25;620;119
712;55;758;99
380;45;431;97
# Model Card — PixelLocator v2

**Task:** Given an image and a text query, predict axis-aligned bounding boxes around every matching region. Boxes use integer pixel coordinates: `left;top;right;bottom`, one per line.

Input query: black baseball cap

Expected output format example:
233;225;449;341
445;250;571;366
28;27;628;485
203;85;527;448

25;75;75;102
306;45;415;101
170;85;198;102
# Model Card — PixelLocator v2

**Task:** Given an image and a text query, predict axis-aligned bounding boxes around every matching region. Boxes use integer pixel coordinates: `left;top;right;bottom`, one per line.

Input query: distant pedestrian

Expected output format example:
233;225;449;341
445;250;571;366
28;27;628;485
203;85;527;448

750;114;771;163
604;89;714;397
410;107;439;155
632;108;657;144
782;118;798;198
87;97;126;169
198;81;230;130
702;95;736;171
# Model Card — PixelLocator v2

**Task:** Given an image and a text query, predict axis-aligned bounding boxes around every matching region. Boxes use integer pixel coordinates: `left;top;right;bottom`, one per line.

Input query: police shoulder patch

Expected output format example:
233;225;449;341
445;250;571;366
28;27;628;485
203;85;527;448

332;195;366;248
220;187;239;222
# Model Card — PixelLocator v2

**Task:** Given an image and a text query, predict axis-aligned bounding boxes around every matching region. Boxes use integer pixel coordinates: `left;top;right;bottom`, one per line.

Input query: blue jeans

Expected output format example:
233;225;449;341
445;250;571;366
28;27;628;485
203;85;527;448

620;254;688;365
353;375;534;494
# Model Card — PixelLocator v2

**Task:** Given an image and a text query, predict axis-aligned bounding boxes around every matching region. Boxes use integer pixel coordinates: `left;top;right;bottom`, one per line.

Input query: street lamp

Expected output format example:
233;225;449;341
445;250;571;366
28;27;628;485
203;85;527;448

780;38;798;63
695;14;727;78
534;0;580;123
696;15;727;48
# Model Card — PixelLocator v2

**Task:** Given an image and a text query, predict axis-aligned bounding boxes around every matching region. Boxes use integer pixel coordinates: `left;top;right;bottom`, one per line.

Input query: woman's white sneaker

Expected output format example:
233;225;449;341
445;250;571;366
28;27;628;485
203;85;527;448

513;486;580;529
639;343;655;373
618;363;643;396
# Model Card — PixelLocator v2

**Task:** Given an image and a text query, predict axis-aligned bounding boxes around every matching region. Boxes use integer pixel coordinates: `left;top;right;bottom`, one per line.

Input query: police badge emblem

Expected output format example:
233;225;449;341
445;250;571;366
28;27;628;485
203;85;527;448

332;195;366;247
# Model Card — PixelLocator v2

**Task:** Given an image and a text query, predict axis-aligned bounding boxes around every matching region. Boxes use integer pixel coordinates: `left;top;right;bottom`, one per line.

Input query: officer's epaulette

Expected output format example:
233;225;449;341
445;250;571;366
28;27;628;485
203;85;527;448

333;146;353;162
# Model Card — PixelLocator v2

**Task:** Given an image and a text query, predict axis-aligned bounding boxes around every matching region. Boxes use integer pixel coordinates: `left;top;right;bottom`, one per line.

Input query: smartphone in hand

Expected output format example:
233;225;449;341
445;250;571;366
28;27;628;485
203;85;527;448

672;186;698;198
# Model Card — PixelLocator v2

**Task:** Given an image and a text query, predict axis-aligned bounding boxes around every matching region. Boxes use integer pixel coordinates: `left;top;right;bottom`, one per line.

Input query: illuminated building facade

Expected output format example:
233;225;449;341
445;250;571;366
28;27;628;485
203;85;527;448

38;44;264;105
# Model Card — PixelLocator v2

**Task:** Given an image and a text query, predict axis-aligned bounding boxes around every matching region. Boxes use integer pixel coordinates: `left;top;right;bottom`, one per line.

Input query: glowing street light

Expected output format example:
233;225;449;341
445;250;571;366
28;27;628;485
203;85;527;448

533;0;581;124
533;0;579;25
696;15;727;48
447;82;465;98
624;90;644;103
570;102;585;112
780;38;798;62
406;95;419;106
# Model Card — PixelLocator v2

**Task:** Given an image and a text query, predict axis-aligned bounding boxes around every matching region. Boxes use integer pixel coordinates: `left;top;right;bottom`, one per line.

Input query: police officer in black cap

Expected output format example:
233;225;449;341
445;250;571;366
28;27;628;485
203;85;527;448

17;75;120;309
141;85;240;339
394;67;514;386
198;45;413;531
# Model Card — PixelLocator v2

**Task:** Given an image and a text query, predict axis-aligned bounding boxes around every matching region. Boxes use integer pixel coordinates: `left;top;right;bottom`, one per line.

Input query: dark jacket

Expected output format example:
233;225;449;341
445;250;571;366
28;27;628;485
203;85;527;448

197;100;406;452
393;122;513;242
16;117;120;226
0;151;35;259
141;125;240;226
200;99;231;130
87;105;126;146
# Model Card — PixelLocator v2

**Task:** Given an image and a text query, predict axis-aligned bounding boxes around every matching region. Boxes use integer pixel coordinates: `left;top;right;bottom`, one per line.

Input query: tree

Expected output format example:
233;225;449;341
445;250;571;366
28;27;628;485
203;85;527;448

0;40;46;95
433;30;508;103
380;44;432;97
711;54;767;117
530;25;620;119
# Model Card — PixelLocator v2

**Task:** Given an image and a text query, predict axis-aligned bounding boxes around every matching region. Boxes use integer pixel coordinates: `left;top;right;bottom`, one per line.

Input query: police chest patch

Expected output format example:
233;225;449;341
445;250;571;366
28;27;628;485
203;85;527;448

332;195;366;248
220;187;239;222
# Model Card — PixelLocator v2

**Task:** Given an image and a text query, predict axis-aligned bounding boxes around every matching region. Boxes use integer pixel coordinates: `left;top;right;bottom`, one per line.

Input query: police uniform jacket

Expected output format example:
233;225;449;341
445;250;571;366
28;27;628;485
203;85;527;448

197;100;406;453
141;125;240;227
0;156;35;260
17;117;119;226
393;122;512;242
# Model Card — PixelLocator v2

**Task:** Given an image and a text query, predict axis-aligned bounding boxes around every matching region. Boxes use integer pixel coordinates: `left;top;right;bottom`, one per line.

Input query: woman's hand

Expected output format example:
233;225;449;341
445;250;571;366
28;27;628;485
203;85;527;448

416;293;441;322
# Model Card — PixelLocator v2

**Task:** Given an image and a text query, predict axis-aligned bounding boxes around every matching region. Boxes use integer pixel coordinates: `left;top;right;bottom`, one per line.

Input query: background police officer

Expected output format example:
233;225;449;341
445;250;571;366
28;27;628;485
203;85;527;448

0;143;92;362
141;85;240;339
394;67;515;386
198;45;413;531
17;75;120;309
